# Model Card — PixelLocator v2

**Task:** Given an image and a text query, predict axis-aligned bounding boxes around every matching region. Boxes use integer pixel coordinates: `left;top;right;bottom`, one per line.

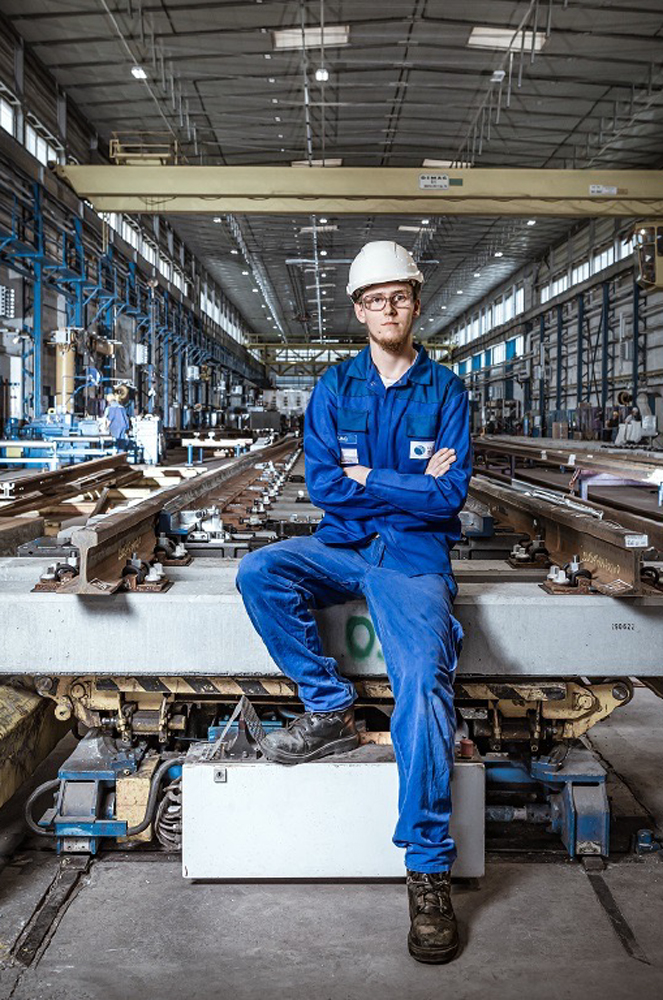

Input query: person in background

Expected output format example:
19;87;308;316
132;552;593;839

102;392;131;451
605;407;620;443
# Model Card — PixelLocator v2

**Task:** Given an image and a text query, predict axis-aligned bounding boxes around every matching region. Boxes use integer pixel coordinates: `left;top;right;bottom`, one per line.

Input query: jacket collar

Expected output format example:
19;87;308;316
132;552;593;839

347;342;432;385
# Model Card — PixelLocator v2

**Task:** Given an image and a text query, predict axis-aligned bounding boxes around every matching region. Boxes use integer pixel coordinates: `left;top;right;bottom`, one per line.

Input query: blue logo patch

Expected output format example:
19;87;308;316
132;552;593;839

338;433;358;445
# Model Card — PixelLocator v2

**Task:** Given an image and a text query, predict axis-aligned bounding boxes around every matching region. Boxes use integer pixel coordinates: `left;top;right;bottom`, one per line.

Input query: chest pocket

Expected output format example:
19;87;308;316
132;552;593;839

337;408;369;433
405;412;437;461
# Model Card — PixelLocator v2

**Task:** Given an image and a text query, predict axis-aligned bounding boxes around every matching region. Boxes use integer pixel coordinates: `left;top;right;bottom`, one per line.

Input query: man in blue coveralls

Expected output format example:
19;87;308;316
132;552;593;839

102;392;131;451
237;241;472;964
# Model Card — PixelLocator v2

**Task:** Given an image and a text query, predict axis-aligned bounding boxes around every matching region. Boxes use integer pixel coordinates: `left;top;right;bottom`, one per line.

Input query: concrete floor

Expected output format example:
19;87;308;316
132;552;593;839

0;690;662;1000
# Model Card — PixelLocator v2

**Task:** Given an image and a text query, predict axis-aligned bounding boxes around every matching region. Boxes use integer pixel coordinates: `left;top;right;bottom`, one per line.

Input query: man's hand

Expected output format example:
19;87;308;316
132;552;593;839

343;465;371;487
425;447;456;478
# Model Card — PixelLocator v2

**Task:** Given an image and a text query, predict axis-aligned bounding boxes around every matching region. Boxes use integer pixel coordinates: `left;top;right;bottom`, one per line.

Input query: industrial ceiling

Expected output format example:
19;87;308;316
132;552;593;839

2;0;662;349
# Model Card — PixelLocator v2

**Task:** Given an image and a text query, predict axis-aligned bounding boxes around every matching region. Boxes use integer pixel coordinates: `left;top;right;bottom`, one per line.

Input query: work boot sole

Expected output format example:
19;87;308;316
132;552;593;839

407;932;460;964
259;733;360;765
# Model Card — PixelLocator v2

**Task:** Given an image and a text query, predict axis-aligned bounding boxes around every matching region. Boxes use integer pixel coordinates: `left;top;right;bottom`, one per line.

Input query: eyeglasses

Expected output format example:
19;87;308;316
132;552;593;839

360;291;414;312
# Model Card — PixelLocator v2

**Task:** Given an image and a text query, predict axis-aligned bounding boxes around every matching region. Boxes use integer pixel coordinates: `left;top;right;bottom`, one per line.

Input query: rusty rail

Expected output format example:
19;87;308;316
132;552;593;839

469;475;650;596
474;435;663;488
60;439;296;594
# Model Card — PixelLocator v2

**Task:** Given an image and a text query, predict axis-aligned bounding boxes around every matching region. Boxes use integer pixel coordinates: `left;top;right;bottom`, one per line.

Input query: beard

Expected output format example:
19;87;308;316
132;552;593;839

367;324;413;354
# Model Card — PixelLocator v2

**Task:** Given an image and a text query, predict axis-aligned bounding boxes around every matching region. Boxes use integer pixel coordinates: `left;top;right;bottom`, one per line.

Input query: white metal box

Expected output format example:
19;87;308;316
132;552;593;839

182;745;484;880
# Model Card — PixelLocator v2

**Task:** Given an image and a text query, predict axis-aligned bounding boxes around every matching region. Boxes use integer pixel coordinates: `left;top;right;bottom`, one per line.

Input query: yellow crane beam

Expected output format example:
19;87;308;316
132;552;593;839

54;166;663;217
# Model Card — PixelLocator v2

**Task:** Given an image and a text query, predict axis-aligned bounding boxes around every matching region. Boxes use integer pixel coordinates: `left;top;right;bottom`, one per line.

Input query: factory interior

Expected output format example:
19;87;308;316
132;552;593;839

0;1;662;997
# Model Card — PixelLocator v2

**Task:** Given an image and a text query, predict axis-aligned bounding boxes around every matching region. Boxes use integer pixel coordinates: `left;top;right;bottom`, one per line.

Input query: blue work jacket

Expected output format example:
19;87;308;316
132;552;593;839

104;403;131;439
304;343;472;577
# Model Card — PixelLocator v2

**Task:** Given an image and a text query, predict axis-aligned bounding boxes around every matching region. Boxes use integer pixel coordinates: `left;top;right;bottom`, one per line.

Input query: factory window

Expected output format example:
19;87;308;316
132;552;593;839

0;96;14;136
619;235;635;259
159;256;172;283
571;260;590;285
514;286;525;314
541;285;550;304
481;305;493;334
492;342;506;365
551;273;569;298
493;298;504;327
592;244;614;274
24;121;60;167
458;360;467;376
471;352;482;371
505;335;524;360
141;238;158;268
121;219;140;252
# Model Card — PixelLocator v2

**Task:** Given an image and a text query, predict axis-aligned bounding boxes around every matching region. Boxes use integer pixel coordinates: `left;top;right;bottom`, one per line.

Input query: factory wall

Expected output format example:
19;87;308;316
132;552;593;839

450;217;663;441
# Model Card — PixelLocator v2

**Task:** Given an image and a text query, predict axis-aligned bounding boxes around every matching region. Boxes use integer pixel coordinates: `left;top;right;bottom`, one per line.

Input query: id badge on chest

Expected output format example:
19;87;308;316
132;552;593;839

338;433;359;466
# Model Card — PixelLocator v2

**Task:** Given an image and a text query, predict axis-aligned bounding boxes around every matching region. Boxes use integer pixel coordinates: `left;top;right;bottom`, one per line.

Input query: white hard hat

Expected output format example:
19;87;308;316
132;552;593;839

346;241;424;298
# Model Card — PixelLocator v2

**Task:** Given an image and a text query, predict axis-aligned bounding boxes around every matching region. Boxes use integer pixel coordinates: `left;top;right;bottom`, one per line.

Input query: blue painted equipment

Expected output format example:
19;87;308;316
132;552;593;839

485;746;610;858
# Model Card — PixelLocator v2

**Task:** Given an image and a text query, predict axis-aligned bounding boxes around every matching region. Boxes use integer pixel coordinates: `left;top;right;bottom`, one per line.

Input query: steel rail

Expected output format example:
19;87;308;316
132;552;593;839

0;454;130;500
473;463;663;552
468;474;649;596
474;435;663;488
60;440;296;595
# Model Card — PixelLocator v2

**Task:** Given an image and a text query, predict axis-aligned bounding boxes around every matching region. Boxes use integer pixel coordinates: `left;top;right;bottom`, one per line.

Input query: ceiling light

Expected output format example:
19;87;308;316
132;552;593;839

242;270;249;275
131;65;147;79
274;25;349;50
315;66;330;82
428;317;434;322
319;217;328;224
230;249;239;255
272;98;279;104
291;158;343;167
275;116;281;122
213;216;222;223
494;251;504;257
299;224;337;235
268;77;276;83
473;272;481;278
527;219;537;226
457;289;464;295
422;158;452;168
319;249;328;256
468;26;546;52
398;225;431;233
252;288;259;292
278;133;284;138
321;272;327;277
441;305;447;310
322;290;327;295
490;69;506;83
264;53;272;59
421;218;430;225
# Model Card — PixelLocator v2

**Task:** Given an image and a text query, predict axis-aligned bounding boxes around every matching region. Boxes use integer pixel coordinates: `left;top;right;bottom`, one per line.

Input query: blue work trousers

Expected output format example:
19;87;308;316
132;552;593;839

236;535;463;872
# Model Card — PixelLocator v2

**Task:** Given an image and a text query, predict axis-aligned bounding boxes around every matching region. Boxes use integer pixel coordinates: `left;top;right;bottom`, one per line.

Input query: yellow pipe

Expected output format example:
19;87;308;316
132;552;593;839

55;345;75;413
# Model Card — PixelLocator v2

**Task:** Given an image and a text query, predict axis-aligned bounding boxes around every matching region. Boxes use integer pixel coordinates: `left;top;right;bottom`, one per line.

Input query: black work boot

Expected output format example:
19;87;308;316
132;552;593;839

259;707;359;764
406;869;459;964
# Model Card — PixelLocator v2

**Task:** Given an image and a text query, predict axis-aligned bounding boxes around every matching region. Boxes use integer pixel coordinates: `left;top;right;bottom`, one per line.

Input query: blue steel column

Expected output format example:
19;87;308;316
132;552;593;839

539;314;546;432
576;292;584;406
32;183;44;417
601;282;610;414
632;279;640;402
555;304;563;412
163;292;170;425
